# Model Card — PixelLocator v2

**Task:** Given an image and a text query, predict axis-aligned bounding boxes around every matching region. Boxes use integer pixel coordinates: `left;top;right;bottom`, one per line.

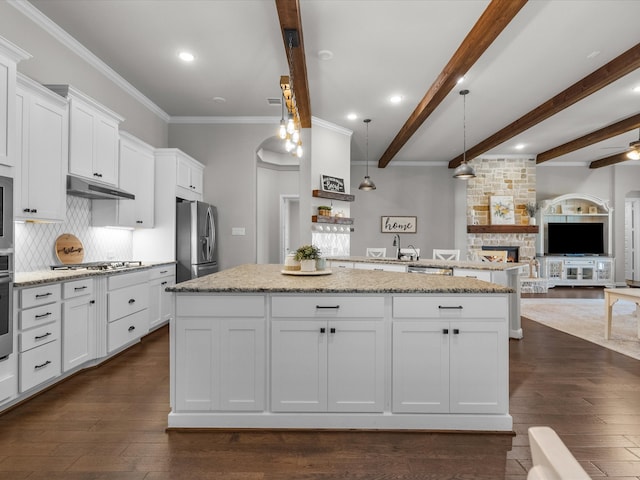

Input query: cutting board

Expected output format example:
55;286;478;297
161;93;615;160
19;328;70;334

55;233;85;264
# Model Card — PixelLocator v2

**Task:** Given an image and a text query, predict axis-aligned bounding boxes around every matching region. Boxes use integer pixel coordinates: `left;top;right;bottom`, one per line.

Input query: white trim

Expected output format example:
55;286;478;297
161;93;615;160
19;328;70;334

311;116;353;136
0;34;31;62
8;0;170;123
170;116;278;125
352;160;450;167
536;161;591;167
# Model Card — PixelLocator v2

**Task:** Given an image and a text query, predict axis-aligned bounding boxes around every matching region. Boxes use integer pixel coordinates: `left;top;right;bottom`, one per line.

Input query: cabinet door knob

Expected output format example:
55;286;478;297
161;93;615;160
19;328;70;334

89;300;95;304
453;329;460;335
128;326;135;332
320;327;326;333
442;329;449;334
330;327;336;334
128;298;136;304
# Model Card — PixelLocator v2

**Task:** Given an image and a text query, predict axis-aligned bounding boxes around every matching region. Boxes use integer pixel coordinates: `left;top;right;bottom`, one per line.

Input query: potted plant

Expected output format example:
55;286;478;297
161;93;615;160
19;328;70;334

317;205;332;217
525;202;539;225
295;244;321;272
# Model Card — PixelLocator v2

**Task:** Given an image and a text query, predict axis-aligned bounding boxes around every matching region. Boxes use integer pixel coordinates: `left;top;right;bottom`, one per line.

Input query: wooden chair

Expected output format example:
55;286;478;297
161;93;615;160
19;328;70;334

527;426;591;479
432;249;460;261
480;250;508;262
366;247;387;258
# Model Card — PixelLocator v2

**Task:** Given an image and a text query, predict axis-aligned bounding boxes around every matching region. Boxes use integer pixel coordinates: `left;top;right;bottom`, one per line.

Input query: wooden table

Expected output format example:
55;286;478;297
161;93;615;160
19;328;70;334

604;288;640;340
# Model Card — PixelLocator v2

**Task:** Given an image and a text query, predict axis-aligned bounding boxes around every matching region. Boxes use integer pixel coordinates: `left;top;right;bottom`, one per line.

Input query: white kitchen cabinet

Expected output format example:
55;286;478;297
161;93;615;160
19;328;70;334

392;296;508;415
176;153;204;199
46;85;123;186
0;36;30;167
107;271;149;353
174;295;265;412
353;262;407;272
92;131;155;228
15;74;68;222
0;354;17;406
271;296;385;413
16;283;62;393
148;265;175;330
62;278;96;372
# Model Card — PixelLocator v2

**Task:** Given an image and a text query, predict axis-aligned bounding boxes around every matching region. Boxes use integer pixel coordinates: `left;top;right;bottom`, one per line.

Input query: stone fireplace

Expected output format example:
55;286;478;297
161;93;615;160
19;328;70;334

482;245;519;263
465;157;537;262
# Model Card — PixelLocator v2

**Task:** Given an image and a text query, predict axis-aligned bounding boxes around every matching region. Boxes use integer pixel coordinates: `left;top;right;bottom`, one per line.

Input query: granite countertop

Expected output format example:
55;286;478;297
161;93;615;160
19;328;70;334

328;255;525;271
168;264;514;294
14;261;176;287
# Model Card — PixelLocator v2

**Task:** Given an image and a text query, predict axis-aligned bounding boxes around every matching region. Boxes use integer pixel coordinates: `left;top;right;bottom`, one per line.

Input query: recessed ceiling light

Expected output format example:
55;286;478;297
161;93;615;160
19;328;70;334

586;50;601;59
318;50;334;61
212;96;226;103
633;85;640;93
178;51;195;62
515;143;525;150
347;113;357;120
389;95;403;104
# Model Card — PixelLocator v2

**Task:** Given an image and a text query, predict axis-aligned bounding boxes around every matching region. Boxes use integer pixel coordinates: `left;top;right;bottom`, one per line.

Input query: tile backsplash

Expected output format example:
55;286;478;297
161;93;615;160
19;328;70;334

15;196;133;272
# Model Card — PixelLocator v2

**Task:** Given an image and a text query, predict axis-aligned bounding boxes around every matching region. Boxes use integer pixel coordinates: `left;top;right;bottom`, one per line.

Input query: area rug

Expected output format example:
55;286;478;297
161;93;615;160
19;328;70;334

521;298;640;361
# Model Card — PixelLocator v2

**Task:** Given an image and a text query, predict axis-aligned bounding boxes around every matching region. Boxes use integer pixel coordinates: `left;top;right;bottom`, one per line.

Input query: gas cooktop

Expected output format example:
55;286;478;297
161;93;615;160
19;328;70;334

50;261;144;271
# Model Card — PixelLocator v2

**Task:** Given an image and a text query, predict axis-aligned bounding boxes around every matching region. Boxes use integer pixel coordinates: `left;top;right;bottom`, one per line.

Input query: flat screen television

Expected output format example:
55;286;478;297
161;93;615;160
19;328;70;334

547;222;604;255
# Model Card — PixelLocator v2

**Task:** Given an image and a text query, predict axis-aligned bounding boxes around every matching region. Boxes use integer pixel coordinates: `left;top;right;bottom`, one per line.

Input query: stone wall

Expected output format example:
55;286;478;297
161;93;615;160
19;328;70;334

466;157;537;261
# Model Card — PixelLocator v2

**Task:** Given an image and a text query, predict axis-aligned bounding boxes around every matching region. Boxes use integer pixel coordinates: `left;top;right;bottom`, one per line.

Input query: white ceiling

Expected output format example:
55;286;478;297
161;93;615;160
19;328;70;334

26;0;640;168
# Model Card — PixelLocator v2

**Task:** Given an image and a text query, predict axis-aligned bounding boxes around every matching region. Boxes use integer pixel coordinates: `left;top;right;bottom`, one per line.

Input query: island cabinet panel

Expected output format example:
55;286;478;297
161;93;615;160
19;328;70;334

271;296;385;413
174;295;266;412
392;296;508;415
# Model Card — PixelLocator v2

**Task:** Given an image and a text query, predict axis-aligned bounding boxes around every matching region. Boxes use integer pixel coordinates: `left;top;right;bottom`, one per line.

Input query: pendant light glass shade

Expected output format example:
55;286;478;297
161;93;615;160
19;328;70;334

359;118;376;191
453;89;476;179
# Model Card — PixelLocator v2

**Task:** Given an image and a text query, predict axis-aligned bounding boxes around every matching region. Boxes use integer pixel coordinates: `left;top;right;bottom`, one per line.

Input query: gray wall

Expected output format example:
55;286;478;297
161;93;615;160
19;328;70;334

0;3;167;148
349;165;456;259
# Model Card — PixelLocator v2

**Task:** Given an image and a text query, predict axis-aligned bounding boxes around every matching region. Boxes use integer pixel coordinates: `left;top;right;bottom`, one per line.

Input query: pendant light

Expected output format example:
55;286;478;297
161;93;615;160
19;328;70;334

359;118;377;191
453;89;476;179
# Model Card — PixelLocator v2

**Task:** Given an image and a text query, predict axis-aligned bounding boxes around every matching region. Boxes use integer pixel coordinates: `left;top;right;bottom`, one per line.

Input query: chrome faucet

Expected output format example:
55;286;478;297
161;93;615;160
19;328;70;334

392;234;401;259
407;244;420;261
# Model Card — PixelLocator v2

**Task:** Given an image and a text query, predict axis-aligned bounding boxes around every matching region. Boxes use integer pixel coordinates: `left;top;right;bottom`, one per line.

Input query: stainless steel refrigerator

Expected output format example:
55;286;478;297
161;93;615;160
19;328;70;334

176;200;218;282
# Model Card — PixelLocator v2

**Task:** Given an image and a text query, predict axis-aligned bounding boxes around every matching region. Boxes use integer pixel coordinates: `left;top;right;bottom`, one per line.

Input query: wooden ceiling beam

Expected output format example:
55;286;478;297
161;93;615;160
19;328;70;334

449;42;640;168
537;113;640;164
377;0;527;168
589;152;630;169
275;0;311;128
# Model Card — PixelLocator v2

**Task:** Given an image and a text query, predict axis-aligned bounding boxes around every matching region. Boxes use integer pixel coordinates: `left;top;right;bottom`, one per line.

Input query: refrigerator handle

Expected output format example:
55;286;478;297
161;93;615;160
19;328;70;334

206;206;215;261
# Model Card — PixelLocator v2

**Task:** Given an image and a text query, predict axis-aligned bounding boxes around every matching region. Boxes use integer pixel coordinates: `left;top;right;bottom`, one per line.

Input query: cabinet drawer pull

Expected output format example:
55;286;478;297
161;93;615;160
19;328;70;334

34;312;52;319
453;329;460;335
136;220;143;224
160;270;168;274
438;305;463;310
23;208;30;212
34;360;51;370
30;209;37;213
34;332;52;341
93;172;103;178
373;268;383;271
128;299;136;304
330;327;336;334
320;327;326;333
89;300;95;305
35;292;53;298
442;328;449;334
74;286;88;291
128;326;135;332
316;305;340;309
161;281;168;285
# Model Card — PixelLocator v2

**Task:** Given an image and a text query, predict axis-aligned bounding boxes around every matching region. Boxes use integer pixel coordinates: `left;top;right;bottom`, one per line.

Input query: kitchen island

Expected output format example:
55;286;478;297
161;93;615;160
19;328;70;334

167;264;513;432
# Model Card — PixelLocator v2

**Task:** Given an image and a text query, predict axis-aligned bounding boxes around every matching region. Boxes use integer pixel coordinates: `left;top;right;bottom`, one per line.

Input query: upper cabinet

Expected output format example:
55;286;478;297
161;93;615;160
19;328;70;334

15;74;68;222
157;148;204;202
92;131;155;228
46;85;124;186
0;36;31;168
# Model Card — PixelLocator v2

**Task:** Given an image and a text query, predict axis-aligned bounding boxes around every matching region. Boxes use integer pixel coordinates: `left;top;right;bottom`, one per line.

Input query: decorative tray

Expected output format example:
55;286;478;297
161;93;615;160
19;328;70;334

281;269;332;276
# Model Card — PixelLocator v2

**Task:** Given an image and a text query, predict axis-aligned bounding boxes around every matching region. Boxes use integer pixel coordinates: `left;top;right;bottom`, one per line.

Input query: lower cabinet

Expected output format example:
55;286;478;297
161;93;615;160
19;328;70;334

148;265;175;330
62;278;96;372
392;296;508;414
174;295;265;412
107;271;150;353
271;296;385;413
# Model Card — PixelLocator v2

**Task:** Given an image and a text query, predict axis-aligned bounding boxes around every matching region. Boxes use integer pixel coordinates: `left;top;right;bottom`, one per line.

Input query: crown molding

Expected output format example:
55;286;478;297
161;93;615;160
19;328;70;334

352;161;450;167
311;117;353;136
170;116;278;125
8;0;170;123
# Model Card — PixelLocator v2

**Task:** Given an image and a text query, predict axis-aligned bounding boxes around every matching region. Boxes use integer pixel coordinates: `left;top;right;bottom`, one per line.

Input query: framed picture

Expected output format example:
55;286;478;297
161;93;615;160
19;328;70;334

320;175;345;193
489;195;515;225
381;216;417;233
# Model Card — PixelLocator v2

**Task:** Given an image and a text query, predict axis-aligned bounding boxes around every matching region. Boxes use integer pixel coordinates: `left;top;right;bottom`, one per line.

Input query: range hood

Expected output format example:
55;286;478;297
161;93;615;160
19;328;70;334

66;175;135;200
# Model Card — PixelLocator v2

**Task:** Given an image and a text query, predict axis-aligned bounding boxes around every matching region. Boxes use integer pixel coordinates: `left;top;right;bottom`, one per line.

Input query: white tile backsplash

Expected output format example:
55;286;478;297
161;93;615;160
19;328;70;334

15;196;133;272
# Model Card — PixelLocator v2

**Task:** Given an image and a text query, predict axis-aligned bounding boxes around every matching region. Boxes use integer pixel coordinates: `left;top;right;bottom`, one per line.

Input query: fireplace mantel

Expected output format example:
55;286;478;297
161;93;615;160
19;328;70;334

467;225;539;234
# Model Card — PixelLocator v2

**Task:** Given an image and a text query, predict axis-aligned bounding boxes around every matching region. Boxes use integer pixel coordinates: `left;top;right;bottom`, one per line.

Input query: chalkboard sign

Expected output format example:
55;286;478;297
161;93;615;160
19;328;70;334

320;175;345;193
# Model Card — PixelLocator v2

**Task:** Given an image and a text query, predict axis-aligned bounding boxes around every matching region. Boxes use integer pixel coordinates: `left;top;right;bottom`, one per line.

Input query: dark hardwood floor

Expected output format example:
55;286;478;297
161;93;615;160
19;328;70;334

1;287;639;479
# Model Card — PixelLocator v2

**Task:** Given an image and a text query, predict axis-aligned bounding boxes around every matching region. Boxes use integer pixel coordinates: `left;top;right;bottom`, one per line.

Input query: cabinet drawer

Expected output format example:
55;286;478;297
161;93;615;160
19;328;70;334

453;269;492;282
63;278;94;299
107;309;149;352
19;321;60;353
20;302;61;330
108;283;149;322
20;283;61;309
149;265;176;280
19;340;61;392
176;295;264;317
328;261;354;269
393;296;507;319
354;263;407;272
272;296;385;318
108;270;150;290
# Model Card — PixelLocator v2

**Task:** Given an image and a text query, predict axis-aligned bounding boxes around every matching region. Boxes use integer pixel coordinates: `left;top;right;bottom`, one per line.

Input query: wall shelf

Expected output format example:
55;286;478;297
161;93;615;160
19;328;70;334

467;225;539;234
312;215;354;225
312;190;355;202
